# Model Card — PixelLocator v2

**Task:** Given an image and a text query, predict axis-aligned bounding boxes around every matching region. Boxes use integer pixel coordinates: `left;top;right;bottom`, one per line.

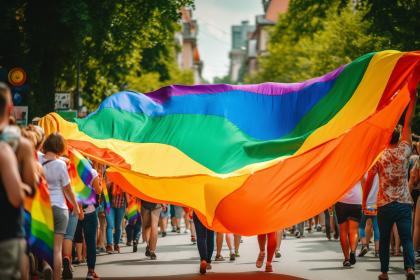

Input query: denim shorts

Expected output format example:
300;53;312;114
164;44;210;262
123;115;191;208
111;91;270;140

64;212;79;240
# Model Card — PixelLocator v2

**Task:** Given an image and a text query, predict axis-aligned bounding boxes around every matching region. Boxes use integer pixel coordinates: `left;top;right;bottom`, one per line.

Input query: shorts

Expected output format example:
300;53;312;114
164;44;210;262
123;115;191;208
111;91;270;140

64;212;78;240
141;206;162;229
160;205;171;218
53;206;69;234
171;205;184;219
335;202;362;224
0;238;25;280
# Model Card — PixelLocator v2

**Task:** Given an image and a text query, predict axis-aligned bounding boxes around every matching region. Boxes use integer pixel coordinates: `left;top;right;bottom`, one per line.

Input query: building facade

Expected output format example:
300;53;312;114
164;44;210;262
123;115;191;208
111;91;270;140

177;8;204;84
245;0;289;76
228;20;255;83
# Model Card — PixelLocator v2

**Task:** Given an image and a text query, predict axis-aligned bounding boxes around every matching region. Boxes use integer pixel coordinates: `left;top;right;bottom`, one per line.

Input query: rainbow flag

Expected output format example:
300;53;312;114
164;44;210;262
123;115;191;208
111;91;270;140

126;198;140;224
102;178;111;214
68;148;96;204
24;177;54;265
40;51;420;235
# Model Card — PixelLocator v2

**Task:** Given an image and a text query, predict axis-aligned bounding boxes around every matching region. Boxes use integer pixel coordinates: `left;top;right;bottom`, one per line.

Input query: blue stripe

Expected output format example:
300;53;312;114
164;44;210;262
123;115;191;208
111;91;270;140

88;78;338;140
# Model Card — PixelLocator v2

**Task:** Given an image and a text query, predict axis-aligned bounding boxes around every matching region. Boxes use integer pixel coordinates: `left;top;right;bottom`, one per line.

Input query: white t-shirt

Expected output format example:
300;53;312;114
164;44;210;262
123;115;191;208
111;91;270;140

40;157;70;209
340;181;362;205
366;174;379;209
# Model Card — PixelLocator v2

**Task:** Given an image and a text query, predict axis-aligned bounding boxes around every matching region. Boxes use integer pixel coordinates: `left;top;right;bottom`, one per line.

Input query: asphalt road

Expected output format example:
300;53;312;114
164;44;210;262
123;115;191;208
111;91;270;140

73;229;416;280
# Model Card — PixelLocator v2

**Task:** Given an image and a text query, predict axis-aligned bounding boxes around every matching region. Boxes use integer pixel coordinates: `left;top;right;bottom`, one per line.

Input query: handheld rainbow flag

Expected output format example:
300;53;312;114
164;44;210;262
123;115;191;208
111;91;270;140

68;148;96;204
24;176;54;265
102;178;111;214
126;198;140;224
40;51;420;235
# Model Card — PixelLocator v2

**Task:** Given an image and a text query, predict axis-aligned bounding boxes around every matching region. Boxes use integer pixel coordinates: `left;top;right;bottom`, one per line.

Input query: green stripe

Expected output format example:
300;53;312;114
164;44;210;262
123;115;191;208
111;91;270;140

31;219;54;246
76;53;374;174
245;52;375;157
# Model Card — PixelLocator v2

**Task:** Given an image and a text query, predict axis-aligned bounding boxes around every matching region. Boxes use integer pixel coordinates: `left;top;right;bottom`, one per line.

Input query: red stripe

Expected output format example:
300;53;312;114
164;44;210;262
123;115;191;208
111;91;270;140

67;140;131;170
377;52;420;110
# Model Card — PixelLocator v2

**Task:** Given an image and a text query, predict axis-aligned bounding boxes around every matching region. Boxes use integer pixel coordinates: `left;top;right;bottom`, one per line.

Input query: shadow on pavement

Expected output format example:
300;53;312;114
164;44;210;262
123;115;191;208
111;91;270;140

94;272;306;280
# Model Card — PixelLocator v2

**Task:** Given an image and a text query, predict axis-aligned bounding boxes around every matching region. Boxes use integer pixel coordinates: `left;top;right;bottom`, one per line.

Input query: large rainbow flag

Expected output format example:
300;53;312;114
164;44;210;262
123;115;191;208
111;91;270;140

40;51;420;235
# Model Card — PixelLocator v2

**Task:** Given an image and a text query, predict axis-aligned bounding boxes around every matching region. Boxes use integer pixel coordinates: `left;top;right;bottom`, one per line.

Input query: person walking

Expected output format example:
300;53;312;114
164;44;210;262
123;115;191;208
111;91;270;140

0;85;32;280
364;92;417;280
40;133;80;280
105;181;127;254
335;181;362;267
256;232;277;273
192;212;214;274
141;199;162;260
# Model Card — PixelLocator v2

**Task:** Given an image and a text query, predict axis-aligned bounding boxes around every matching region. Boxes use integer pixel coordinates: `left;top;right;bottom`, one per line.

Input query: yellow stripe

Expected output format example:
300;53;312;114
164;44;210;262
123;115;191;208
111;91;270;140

107;167;249;225
296;51;404;154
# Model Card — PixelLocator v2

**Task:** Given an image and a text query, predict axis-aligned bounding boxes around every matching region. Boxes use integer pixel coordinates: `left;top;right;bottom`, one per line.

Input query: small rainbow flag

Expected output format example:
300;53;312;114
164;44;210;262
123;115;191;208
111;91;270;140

102;177;111;214
24;176;54;266
126;198;139;224
68;148;96;204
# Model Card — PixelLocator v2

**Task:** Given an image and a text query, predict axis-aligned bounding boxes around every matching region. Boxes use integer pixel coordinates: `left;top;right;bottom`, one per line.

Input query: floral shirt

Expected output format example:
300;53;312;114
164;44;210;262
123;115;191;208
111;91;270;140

372;141;413;207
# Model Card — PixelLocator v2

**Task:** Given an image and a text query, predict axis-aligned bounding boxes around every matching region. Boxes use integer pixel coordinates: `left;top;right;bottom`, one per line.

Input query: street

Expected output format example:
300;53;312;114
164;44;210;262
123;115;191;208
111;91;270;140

73;231;413;280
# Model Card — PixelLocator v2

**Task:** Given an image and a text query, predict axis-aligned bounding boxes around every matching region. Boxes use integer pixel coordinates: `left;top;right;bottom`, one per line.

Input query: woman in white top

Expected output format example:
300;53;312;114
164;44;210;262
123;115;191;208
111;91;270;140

41;133;79;280
335;180;362;267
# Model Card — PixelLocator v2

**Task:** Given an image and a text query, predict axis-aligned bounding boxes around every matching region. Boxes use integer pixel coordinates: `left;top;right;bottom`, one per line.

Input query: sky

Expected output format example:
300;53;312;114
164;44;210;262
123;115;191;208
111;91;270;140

194;0;263;83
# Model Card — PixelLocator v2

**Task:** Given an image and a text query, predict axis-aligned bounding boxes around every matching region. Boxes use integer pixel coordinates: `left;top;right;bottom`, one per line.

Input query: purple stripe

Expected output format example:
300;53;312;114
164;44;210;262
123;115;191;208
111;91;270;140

147;65;345;103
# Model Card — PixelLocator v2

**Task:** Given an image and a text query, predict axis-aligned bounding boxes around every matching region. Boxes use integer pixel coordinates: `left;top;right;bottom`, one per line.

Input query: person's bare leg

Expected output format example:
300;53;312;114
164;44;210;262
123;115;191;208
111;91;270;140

142;210;151;245
226;233;235;259
276;230;283;251
53;234;64;280
339;222;350;260
75;242;83;261
365;219;373;247
97;213;106;249
256;234;267;268
265;232;277;272
234;234;241;255
184;212;190;231
149;209;160;253
225;234;233;252
216;233;224;257
392;224;401;255
348;220;359;253
21;254;29;280
190;219;196;240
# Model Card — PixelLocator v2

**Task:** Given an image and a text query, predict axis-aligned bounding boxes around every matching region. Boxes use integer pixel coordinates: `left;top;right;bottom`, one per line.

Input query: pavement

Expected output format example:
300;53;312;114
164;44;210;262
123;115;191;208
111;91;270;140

73;229;417;280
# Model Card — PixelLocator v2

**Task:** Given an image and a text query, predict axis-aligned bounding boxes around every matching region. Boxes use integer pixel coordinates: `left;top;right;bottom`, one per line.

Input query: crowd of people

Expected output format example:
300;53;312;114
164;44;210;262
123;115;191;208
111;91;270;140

0;78;419;280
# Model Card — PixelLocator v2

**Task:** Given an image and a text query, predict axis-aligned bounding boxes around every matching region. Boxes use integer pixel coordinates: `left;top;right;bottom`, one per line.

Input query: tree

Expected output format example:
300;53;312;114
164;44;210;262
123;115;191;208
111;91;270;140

248;1;386;83
363;0;420;51
0;0;193;116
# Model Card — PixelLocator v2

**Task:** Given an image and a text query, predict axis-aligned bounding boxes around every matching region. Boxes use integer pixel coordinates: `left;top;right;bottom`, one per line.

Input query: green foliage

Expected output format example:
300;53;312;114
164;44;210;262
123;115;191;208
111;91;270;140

362;0;420;51
0;0;194;116
213;75;233;84
248;1;386;83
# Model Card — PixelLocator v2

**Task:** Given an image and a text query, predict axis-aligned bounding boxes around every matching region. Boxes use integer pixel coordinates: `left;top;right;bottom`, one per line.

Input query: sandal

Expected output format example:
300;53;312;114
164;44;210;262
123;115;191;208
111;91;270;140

256;251;265;268
265;262;273;273
343;260;351;267
214;255;224;261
